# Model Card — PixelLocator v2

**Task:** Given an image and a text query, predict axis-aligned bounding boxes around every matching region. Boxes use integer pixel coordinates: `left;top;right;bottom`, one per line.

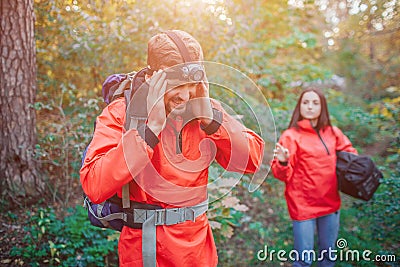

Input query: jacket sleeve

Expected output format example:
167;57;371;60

270;130;297;183
332;126;358;154
80;98;157;204
204;99;265;174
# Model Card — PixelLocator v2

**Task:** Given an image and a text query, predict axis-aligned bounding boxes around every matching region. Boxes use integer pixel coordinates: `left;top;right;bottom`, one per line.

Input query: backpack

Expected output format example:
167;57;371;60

336;151;383;201
82;68;150;231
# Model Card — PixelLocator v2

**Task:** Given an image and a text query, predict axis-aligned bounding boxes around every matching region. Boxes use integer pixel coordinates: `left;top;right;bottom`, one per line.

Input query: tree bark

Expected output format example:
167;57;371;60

367;21;376;95
0;0;43;205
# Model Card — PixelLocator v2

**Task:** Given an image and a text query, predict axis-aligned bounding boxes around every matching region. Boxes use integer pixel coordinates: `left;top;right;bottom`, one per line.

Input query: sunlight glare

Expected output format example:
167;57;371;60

288;0;305;8
202;0;224;4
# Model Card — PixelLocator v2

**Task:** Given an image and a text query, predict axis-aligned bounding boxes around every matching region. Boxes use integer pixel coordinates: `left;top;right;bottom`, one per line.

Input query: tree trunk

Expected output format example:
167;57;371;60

366;20;376;98
0;0;43;205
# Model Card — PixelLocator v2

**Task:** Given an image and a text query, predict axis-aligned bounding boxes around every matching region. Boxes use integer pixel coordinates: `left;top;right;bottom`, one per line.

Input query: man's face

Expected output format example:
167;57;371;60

164;80;198;116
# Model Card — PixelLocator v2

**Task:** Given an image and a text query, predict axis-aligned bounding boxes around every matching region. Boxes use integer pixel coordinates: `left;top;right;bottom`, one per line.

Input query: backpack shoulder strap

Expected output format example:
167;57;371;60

107;70;148;210
110;71;137;103
123;69;148;131
121;71;137;209
110;79;130;102
122;184;130;209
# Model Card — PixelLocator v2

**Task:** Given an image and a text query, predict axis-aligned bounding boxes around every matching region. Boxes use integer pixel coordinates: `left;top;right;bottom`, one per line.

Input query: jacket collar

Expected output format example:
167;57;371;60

296;119;316;133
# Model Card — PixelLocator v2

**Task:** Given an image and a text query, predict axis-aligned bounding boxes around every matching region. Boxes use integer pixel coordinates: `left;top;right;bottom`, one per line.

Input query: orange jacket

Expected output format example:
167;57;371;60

271;119;357;221
80;97;264;266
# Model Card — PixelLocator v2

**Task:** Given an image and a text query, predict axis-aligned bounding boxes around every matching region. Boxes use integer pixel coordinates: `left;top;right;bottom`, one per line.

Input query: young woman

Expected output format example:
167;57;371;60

271;88;357;267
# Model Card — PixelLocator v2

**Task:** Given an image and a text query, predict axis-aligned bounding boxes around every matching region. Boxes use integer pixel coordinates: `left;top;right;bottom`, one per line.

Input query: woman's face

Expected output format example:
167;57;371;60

300;91;322;121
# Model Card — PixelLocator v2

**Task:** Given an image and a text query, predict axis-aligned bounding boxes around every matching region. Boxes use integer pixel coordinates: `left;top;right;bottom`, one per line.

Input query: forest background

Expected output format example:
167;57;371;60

0;0;399;266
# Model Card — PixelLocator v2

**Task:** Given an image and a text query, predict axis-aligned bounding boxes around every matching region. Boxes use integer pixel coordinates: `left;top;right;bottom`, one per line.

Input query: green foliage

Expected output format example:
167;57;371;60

356;174;400;244
10;206;118;266
347;91;400;258
320;0;400;98
338;175;400;266
208;165;249;243
327;90;382;149
34;84;101;203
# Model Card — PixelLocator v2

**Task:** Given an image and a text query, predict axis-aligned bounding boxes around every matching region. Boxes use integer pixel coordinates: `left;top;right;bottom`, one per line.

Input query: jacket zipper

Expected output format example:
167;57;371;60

176;131;182;154
316;130;330;155
166;119;183;154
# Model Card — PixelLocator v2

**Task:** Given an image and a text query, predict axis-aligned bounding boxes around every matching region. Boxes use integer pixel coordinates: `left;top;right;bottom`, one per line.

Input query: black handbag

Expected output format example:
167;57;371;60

336;151;383;201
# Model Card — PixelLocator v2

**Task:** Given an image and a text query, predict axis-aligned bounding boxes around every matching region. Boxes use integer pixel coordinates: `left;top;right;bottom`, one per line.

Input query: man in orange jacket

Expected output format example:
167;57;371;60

80;30;264;266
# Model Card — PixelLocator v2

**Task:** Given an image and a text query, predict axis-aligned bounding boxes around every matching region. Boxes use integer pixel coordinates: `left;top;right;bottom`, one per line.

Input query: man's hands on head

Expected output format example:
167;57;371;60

147;70;167;136
191;80;213;127
146;69;214;136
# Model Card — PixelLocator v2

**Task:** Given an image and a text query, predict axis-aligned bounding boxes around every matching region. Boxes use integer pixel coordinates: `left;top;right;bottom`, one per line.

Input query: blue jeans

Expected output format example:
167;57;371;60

292;211;340;267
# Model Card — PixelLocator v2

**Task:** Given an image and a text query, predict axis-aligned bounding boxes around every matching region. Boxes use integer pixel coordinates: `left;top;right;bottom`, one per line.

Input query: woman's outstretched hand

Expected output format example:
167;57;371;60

274;143;289;163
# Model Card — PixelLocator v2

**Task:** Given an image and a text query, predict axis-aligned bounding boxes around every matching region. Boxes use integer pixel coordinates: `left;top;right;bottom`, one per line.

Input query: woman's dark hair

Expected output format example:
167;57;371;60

288;87;331;131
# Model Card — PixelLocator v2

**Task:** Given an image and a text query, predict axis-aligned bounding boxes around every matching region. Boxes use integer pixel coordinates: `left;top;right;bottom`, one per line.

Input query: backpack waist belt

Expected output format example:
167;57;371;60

131;199;209;267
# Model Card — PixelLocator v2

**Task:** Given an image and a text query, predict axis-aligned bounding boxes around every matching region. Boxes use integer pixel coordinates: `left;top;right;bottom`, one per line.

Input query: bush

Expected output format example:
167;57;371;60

357;174;400;244
34;83;102;204
10;206;118;266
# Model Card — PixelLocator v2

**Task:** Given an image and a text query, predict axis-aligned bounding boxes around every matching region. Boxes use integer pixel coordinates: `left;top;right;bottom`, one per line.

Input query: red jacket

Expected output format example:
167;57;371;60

271;119;357;221
80;97;264;266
